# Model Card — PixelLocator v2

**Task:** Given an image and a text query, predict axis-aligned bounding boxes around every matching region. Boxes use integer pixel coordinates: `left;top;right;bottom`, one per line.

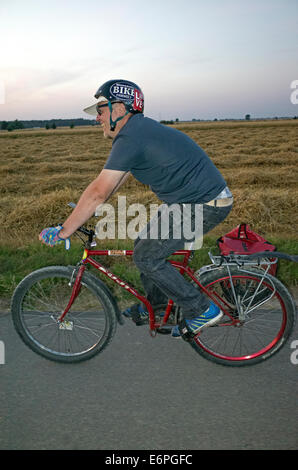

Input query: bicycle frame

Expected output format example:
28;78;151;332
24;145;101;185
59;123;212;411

58;247;227;333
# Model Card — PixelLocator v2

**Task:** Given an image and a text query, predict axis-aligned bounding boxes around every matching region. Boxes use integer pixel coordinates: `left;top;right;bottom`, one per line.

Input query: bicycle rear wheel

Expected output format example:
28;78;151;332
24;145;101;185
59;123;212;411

11;266;117;363
190;266;296;366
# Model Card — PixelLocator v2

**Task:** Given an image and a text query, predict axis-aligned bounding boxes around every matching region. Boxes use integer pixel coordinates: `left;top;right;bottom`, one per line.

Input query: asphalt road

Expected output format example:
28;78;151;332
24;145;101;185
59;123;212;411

0;308;297;451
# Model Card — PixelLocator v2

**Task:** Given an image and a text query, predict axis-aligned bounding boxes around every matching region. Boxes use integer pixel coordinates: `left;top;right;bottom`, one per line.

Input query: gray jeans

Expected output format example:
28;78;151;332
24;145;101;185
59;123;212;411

133;203;232;319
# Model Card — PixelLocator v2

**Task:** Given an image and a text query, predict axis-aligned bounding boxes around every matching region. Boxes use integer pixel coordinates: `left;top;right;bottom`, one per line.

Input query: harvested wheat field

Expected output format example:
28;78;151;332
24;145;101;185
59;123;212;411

0;119;297;246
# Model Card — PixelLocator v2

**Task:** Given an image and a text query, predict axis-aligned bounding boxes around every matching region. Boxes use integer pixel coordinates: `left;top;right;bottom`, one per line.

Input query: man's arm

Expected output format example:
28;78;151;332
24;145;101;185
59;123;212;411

59;169;130;238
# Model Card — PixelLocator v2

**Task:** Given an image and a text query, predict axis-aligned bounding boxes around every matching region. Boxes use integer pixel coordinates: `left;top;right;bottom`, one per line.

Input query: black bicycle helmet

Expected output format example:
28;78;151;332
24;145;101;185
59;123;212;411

84;79;144;116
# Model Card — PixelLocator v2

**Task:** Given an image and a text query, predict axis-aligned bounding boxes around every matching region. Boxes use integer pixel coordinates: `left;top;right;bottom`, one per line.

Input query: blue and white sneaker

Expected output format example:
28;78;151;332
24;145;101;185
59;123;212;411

171;303;223;337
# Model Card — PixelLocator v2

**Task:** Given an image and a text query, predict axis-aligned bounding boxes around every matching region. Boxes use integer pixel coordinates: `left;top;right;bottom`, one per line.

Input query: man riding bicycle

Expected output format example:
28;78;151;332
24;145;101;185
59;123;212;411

39;79;233;338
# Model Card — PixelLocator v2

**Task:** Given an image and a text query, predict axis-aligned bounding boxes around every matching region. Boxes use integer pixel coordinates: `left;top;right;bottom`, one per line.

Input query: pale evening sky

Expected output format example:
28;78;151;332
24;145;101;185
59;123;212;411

0;0;297;121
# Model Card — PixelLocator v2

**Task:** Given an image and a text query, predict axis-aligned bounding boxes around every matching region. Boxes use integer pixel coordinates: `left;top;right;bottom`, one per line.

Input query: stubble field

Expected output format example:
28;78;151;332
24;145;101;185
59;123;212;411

0;119;297;242
0;119;297;297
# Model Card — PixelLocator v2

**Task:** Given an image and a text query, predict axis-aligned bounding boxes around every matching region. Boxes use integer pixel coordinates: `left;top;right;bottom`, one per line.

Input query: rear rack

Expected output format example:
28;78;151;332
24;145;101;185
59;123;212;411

208;251;278;268
208;250;298;267
206;251;280;320
205;250;296;318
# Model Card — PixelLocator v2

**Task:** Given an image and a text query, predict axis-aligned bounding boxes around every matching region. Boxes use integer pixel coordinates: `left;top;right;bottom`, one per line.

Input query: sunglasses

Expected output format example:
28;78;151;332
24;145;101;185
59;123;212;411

96;103;109;115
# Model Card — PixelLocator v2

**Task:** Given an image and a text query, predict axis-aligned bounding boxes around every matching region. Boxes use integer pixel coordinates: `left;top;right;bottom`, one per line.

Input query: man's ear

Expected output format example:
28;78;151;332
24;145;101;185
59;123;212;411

114;102;127;116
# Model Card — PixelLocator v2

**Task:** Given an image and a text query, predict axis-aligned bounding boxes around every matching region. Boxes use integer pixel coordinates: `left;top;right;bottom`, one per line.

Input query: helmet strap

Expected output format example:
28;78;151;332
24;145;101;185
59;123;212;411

108;101;129;131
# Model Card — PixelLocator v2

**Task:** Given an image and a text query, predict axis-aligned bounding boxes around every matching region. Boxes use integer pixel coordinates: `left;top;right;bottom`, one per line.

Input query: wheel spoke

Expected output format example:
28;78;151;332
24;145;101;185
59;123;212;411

12;268;115;362
192;269;292;365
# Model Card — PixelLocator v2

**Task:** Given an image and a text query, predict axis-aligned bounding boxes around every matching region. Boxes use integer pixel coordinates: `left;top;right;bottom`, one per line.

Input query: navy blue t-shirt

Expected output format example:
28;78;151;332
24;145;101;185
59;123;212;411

104;114;226;204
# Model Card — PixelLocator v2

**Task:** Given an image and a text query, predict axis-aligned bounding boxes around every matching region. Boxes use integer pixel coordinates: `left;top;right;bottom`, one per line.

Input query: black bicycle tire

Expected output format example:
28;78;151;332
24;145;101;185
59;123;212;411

11;266;118;363
189;266;296;367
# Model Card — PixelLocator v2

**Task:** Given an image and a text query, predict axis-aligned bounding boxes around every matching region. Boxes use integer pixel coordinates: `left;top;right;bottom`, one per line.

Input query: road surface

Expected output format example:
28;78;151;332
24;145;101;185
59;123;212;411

0;307;297;450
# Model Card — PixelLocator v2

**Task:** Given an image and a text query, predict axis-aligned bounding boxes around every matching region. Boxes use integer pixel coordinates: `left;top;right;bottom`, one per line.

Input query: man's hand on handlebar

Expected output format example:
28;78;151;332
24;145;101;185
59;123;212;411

39;225;71;250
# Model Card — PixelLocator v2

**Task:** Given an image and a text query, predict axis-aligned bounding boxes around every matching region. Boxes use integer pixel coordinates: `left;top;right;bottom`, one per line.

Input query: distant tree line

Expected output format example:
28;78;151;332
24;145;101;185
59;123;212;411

1;119;25;131
0;118;96;131
2;115;297;131
160;118;180;125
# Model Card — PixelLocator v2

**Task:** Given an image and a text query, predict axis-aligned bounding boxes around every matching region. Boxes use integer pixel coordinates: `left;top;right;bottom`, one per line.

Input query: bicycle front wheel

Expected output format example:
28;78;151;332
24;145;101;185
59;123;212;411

190;266;296;366
11;266;117;363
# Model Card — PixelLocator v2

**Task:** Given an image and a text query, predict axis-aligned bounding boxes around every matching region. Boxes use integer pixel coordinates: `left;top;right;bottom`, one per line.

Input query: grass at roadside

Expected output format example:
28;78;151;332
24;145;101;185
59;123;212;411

1;237;297;308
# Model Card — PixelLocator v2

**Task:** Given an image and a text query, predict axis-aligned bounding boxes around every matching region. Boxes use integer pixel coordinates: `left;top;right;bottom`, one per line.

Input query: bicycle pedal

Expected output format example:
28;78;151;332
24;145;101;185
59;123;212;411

133;318;149;326
156;327;172;335
180;331;195;342
179;320;196;342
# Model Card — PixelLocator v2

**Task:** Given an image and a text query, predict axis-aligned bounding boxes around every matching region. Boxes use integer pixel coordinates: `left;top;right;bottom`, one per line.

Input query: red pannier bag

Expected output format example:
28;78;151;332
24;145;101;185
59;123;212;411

217;223;278;276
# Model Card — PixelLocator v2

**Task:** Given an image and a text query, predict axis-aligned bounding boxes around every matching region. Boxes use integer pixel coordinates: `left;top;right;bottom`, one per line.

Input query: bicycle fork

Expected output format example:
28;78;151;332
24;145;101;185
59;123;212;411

57;264;86;323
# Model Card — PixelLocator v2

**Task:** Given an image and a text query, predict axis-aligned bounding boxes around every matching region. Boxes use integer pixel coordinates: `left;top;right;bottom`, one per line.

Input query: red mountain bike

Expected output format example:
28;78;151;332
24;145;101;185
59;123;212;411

11;209;297;367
